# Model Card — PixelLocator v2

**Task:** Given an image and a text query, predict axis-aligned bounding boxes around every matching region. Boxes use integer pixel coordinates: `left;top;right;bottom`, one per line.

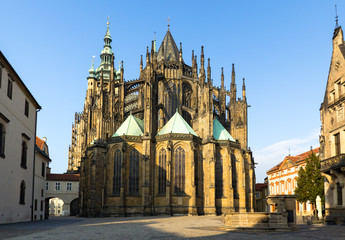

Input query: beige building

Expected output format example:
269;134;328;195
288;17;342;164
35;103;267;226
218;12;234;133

255;180;268;212
267;148;319;216
46;174;79;216
71;23;255;217
34;137;51;220
0;51;41;224
320;24;345;224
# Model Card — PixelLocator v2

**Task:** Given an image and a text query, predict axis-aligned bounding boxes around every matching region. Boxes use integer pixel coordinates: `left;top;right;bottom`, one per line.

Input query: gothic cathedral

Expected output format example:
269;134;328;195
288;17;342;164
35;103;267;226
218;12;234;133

69;22;255;216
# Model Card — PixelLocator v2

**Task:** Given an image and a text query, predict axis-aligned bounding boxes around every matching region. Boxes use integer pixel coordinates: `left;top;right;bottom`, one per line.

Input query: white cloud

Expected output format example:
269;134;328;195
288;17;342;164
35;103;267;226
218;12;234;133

253;128;320;183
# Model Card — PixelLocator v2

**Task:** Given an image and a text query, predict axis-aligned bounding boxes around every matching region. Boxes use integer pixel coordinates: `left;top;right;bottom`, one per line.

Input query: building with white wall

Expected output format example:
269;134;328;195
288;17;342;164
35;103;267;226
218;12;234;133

33;137;51;220
267;147;319;216
46;174;79;216
0;51;41;224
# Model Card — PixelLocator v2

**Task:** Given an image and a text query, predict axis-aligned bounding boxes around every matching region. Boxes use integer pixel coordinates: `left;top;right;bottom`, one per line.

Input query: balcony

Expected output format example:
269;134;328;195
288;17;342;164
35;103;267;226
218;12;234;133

320;154;345;172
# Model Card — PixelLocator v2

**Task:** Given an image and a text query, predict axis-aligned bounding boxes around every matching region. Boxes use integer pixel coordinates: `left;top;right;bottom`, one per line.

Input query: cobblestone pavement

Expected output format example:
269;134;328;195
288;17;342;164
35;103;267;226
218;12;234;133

1;216;345;240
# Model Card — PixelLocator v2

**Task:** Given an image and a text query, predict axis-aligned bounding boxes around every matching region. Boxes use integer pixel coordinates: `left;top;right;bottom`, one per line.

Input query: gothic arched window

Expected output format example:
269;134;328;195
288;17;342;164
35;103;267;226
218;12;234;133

165;81;177;120
182;82;192;125
175;146;185;194
19;180;26;204
182;82;192;108
158;148;167;194
215;150;223;198
21;141;27;169
129;148;139;194
231;153;239;199
0;123;5;157
113;149;121;195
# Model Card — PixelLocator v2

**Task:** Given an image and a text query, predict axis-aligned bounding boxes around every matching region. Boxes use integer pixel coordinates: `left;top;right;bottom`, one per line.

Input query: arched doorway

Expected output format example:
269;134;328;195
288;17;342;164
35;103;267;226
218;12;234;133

48;197;65;216
70;198;79;216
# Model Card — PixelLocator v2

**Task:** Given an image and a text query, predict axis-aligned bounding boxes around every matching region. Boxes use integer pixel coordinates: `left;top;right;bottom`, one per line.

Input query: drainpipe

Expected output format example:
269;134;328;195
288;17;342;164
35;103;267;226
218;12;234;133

31;108;41;221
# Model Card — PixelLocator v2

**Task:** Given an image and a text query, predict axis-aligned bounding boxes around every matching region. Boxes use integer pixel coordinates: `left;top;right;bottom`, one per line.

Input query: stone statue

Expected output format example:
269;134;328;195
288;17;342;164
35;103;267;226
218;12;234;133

316;195;322;220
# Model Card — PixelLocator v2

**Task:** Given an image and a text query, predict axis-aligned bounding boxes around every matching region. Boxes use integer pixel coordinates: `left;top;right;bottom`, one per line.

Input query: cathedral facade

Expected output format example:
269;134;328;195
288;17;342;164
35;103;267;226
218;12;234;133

69;23;255;216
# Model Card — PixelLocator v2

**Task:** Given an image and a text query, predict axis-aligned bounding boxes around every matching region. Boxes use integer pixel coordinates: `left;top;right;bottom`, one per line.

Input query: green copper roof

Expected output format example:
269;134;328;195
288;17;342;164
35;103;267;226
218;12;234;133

157;111;198;136
213;118;235;141
112;114;144;137
104;25;112;40
88;60;95;77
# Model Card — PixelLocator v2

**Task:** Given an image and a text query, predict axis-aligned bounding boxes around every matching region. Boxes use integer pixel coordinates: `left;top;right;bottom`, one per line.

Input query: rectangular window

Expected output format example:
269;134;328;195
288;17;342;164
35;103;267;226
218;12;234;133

335;133;341;155
41;162;45;177
55;182;60;191
255;192;260;199
34;199;37;211
67;182;72;191
45;182;49;191
25;100;29;117
7;79;12;99
40;200;43;211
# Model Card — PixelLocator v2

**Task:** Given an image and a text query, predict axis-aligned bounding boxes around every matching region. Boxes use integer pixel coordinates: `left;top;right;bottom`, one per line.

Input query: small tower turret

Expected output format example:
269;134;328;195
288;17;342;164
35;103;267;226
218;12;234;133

146;46;150;64
179;42;183;62
221;67;224;89
242;78;246;100
207;58;211;84
230;63;237;101
200;46;205;85
140;55;143;72
120;61;124;82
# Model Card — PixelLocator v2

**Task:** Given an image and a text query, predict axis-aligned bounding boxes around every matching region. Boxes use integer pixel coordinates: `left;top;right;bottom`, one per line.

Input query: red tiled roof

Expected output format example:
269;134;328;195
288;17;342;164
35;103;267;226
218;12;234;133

267;147;320;174
255;183;268;191
36;136;45;150
46;174;80;181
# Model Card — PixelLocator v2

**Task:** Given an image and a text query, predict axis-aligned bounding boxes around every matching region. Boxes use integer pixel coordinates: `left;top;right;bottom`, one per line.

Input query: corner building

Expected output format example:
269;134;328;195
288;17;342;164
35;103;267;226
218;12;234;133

320;24;345;224
73;23;255;216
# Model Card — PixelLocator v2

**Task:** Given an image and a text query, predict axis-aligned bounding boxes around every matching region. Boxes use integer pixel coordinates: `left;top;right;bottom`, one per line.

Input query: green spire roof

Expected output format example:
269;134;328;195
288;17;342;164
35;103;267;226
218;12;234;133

88;59;95;77
112;114;144;137
157;111;198;136
213;118;235;141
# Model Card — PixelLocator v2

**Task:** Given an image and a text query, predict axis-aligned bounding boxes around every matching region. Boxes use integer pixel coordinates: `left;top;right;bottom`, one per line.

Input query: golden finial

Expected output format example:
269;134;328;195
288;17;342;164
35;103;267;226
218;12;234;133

107;16;110;26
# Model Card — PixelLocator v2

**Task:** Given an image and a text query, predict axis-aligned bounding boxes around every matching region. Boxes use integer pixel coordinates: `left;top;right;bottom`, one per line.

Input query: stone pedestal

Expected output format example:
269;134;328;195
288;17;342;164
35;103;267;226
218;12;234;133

267;195;297;228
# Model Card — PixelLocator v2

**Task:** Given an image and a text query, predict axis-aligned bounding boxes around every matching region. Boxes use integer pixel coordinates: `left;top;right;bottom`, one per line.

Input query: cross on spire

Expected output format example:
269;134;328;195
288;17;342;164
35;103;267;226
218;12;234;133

167;17;170;30
335;5;339;28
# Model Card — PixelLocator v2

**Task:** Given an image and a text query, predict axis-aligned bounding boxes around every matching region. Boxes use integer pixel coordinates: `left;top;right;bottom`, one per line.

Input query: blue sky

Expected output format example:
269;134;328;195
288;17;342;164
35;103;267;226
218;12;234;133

0;0;339;181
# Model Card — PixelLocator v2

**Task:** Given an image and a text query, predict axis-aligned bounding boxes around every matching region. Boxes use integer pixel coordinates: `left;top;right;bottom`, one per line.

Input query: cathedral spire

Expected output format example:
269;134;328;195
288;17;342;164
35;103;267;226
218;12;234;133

242;78;246;100
146;46;150;64
179;42;183;62
230;63;236;101
140;55;143;72
221;67;224;88
154;32;157;53
200;46;205;77
99;18;113;74
207;58;211;84
335;4;339;28
88;58;95;77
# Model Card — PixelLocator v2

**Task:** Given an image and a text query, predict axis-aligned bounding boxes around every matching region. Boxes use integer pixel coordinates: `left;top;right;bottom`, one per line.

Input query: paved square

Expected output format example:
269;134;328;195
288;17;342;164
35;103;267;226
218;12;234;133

1;216;345;240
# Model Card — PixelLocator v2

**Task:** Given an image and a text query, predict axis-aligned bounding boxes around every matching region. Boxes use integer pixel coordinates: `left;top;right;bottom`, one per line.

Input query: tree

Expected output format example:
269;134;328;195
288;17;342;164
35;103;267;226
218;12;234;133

294;152;324;205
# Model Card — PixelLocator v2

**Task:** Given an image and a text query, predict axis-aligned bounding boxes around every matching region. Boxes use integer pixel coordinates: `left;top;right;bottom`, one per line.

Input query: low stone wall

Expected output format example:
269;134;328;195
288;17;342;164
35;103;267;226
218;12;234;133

223;212;291;231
